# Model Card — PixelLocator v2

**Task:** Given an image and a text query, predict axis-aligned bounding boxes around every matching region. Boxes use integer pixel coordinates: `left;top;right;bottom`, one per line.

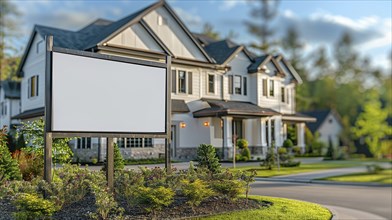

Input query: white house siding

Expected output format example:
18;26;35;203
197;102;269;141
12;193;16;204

143;8;207;61
107;23;164;53
226;51;252;102
21;34;46;113
317;112;342;148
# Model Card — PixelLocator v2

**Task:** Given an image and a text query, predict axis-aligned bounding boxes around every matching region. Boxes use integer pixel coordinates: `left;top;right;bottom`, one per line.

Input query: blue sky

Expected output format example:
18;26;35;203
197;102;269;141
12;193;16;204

10;0;392;71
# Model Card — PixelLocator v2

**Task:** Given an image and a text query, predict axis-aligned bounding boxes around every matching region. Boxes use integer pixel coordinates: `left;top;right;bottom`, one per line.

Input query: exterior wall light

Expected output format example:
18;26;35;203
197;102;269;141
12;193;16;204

180;122;186;128
203;121;210;127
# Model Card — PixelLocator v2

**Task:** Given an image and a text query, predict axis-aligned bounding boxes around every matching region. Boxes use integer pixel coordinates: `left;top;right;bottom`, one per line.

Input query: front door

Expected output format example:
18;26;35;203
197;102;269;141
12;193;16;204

171;125;177;158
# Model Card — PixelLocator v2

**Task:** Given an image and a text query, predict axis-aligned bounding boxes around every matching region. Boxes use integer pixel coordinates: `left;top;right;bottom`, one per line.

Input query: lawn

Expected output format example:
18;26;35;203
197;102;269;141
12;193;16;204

320;169;392;184
230;161;379;178
202;195;332;220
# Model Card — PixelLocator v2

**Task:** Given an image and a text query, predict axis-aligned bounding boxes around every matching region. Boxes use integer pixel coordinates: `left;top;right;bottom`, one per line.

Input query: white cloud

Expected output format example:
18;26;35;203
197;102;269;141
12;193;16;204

173;7;202;30
219;0;246;11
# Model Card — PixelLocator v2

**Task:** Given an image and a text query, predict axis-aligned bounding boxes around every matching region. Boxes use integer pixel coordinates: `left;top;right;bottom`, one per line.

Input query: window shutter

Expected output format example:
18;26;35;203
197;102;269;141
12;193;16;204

228;75;233;94
243;77;247;96
262;79;267;96
36;75;39;96
171;70;176;93
188;72;192;94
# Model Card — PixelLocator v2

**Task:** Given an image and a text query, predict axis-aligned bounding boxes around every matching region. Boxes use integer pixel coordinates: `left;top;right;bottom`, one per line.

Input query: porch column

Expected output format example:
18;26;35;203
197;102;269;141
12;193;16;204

260;118;267;156
267;118;272;147
283;123;287;140
244;119;253;144
297;123;305;153
274;117;282;147
222;116;233;159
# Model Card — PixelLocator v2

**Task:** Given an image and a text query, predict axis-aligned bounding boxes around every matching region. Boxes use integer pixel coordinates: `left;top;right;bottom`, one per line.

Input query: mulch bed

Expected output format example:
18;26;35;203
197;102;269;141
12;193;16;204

0;195;272;220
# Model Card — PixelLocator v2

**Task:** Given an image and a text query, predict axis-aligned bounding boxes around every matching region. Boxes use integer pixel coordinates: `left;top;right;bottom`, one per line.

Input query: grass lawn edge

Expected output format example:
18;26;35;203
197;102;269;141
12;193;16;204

201;195;333;220
317;169;392;184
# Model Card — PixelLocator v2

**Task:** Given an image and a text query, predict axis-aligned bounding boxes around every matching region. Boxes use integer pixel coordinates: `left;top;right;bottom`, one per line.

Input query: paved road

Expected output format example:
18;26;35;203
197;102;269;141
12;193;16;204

250;180;392;219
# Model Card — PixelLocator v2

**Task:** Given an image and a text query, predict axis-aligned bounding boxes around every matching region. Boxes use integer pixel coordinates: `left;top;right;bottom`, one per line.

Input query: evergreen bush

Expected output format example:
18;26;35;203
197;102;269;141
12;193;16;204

196;144;221;173
0;127;22;182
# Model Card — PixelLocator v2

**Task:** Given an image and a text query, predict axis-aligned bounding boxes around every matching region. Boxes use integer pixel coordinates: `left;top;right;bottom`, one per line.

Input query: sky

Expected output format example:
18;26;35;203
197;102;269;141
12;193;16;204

8;0;392;72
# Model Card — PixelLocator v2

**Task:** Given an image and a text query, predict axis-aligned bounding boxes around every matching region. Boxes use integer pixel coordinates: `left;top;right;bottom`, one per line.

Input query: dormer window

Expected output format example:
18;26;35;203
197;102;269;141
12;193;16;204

269;80;274;97
234;76;242;94
281;87;285;102
228;75;247;96
208;74;215;94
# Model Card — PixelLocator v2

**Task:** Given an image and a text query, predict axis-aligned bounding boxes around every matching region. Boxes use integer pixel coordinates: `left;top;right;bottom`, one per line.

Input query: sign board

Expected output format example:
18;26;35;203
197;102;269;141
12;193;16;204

47;48;168;135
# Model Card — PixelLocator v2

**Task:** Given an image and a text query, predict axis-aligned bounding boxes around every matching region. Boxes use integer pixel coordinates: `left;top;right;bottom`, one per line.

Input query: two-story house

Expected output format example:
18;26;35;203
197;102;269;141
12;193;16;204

14;0;315;162
0;80;21;131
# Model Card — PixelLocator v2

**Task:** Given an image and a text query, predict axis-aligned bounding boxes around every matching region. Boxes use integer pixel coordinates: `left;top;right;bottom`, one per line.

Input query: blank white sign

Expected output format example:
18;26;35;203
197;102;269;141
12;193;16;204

51;52;166;133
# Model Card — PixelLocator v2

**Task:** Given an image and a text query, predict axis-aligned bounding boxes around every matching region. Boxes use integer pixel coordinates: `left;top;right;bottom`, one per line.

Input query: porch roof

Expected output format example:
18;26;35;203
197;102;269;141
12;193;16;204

282;113;317;122
193;99;279;118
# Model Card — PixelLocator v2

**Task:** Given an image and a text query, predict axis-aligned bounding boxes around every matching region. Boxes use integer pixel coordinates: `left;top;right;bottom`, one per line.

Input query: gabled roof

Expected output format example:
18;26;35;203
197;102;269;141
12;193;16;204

248;54;285;78
192;33;219;46
193;99;279;118
301;109;342;133
204;39;254;65
0;80;21;99
274;55;303;84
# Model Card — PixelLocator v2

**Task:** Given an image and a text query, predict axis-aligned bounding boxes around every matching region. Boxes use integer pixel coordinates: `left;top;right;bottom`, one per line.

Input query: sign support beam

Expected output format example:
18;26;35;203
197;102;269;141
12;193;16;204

165;56;172;173
44;35;53;184
106;137;114;191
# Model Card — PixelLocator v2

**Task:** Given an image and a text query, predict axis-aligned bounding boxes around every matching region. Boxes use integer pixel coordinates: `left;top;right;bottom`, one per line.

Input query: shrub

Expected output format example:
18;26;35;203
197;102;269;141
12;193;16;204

283;139;294;149
180;179;214;208
278;147;287;155
239;170;256;204
292;146;302;155
103;143;125;172
90;185;123;220
210;179;245;200
239;147;251;161
281;161;301;167
0;180;36;199
16;119;74;164
196;144;221;173
236;139;249;149
139;166;167;187
13;193;57;220
131;186;175;213
263;147;276;170
0;127;22;182
13;150;43;181
114;169;144;199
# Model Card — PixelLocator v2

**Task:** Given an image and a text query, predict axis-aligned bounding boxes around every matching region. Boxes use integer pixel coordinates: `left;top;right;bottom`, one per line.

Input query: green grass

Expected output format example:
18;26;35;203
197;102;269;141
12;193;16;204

321;169;392;184
123;158;178;165
229;161;378;178
202;195;332;220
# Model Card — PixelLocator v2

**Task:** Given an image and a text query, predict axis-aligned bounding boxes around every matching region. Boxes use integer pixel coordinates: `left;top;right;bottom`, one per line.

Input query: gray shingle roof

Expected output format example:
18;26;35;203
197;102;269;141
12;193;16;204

248;55;269;73
301;110;332;133
172;99;189;113
204;40;241;64
1;81;21;99
193;99;279;118
192;33;219;46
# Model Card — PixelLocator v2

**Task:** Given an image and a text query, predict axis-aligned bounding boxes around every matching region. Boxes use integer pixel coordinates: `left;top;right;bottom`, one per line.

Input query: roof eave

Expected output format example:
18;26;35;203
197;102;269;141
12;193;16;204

16;28;39;77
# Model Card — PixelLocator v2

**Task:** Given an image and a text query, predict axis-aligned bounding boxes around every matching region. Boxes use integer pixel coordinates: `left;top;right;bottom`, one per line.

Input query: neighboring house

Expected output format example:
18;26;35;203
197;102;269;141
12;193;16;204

0;80;21;131
302;109;343;148
14;0;315;162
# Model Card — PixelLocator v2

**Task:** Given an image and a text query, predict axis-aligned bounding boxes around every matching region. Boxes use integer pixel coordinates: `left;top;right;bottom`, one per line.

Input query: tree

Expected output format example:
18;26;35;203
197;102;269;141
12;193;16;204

1;0;21;81
196;144;221;173
245;0;280;53
352;91;391;158
201;23;220;41
16;119;74;164
0;126;22;181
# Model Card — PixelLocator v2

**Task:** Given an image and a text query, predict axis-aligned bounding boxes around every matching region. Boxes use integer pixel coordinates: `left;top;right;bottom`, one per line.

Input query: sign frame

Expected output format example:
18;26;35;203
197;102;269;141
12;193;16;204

43;36;172;188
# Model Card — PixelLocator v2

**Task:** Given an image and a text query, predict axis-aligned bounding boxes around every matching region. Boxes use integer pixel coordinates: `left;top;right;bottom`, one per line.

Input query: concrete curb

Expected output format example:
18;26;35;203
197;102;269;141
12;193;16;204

324;205;338;220
255;177;392;187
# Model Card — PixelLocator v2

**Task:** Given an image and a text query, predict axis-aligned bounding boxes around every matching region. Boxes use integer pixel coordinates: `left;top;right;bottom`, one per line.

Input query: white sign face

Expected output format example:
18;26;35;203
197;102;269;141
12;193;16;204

51;52;167;133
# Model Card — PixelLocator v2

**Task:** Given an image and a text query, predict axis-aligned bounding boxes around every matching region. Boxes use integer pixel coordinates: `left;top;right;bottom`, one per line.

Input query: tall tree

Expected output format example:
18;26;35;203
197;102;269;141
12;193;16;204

201;23;220;41
245;0;280;53
352;90;391;158
0;0;20;81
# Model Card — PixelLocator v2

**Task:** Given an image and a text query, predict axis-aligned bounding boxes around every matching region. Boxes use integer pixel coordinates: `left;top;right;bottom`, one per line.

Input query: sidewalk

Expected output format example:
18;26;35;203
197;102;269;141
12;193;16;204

324;205;387;220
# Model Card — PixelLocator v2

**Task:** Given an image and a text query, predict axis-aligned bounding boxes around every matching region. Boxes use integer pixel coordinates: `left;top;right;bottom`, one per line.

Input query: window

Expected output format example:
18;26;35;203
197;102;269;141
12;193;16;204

118;138;125;148
262;79;267;96
144;138;153;147
269;79;274;97
243;77;247;96
281;87;285;102
174;70;192;94
76;138;91;149
178;70;186;93
287;89;290;104
208;74;215;93
130;138;153;148
28;75;39;98
234;76;242;94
